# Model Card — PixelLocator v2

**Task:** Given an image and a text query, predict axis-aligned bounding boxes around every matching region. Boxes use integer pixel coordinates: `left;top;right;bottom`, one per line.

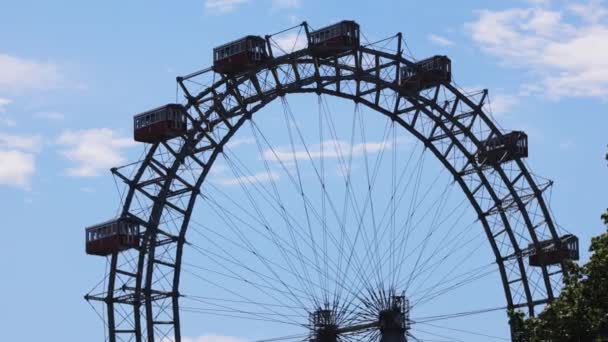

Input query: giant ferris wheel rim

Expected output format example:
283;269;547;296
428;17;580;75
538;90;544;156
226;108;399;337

97;26;565;342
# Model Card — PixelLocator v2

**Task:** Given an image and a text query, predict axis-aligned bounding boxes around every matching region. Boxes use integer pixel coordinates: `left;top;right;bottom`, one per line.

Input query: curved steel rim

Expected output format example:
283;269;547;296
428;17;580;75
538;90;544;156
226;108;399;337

100;44;564;342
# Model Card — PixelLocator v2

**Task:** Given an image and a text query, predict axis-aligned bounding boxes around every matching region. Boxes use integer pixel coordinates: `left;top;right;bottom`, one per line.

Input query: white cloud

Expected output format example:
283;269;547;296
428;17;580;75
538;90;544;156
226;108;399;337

0;99;16;126
466;2;608;98
205;0;248;14
272;32;308;53
34;111;65;121
227;137;255;148
0;132;41;152
263;138;408;162
0;132;41;189
57;128;135;177
428;34;455;47
272;0;301;9
0;117;16;127
527;0;551;6
0;149;35;189
569;0;608;24
0;54;63;92
217;171;280;186
488;94;519;117
0;98;11;112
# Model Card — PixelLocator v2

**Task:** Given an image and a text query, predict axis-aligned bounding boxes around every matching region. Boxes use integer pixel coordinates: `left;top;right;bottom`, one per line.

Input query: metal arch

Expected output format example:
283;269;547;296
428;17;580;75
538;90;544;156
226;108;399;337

170;90;279;342
103;143;161;342
442;83;561;302
399;87;552;311
192;50;558;312
100;42;566;342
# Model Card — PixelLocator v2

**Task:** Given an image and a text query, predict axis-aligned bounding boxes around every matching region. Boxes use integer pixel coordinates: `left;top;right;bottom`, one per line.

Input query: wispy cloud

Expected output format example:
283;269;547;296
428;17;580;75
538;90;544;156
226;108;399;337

272;32;308;54
0;132;42;189
0;132;41;152
272;0;301;10
205;0;248;14
428;34;455;47
0;150;35;189
57;128;135;177
487;94;519;117
0;98;15;126
263;138;408;162
227;137;255;148
34;111;65;121
569;0;608;23
0;98;11;112
466;1;608;98
527;0;551;6
0;54;64;92
0;117;16;127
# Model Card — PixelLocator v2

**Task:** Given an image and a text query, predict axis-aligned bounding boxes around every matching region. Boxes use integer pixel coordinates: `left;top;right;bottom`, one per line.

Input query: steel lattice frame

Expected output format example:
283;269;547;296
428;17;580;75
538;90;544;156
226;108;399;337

91;34;567;342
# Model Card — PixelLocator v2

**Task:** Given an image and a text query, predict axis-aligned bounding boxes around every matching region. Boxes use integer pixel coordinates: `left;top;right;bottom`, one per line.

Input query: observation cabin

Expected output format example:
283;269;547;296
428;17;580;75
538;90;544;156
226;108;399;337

476;131;528;165
399;55;451;93
529;234;579;267
134;104;187;143
213;35;269;76
85;218;140;256
308;20;360;58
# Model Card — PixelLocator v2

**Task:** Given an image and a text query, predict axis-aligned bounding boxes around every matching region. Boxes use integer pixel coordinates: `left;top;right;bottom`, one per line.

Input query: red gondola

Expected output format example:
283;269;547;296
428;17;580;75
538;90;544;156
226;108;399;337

134;104;187;143
85;218;140;256
400;55;451;92
213;36;269;75
309;20;360;58
529;234;579;267
477;131;528;165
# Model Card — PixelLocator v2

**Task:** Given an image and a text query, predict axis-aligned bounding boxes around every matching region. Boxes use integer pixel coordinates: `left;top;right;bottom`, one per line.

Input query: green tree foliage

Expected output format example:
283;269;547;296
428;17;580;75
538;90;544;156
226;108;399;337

509;221;608;341
508;149;608;340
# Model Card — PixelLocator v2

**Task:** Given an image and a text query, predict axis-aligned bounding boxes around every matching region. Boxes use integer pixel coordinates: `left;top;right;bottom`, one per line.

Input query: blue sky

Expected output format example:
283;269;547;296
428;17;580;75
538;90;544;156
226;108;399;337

1;0;608;341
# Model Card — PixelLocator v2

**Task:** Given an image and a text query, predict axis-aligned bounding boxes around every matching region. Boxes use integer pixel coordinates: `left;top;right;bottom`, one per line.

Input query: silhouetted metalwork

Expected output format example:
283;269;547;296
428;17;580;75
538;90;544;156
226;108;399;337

310;309;338;342
84;19;578;342
378;295;410;342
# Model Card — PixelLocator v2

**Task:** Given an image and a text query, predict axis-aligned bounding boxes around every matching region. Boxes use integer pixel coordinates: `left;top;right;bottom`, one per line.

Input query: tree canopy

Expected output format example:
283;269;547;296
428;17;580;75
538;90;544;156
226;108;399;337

508;153;608;340
510;221;608;340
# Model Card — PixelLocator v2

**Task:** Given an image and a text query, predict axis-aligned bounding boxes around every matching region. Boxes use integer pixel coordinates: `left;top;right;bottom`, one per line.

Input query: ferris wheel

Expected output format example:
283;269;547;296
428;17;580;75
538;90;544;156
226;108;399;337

84;20;580;342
